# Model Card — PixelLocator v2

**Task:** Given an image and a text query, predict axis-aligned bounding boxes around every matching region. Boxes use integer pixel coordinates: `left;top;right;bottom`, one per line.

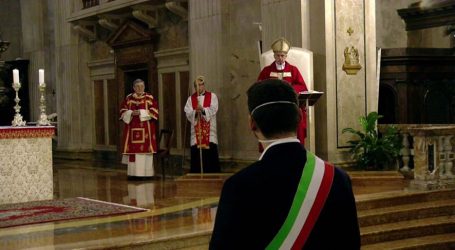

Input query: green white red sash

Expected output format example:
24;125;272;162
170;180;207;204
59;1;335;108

266;151;335;250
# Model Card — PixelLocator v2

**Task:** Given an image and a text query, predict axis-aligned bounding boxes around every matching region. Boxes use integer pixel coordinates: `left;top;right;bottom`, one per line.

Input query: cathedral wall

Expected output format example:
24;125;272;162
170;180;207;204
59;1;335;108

375;0;412;49
0;0;22;61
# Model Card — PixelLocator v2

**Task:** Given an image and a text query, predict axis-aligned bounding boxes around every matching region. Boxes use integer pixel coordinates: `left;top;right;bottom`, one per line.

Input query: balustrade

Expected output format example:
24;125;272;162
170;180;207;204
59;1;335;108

82;0;100;9
378;124;455;190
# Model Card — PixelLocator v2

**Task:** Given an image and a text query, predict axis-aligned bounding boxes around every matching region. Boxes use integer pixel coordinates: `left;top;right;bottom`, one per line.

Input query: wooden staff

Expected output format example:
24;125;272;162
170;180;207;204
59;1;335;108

196;79;204;175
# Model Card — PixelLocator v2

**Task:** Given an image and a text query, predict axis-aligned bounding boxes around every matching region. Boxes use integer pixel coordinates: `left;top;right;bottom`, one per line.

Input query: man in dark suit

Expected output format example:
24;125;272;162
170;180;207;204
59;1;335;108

210;79;360;249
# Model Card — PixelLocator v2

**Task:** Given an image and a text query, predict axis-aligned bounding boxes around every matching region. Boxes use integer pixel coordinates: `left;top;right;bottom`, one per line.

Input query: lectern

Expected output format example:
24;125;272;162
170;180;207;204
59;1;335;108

298;91;323;151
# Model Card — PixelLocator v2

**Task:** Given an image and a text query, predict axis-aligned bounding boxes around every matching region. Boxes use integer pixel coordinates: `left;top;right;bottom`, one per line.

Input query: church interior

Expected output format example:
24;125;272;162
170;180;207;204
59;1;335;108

0;0;455;249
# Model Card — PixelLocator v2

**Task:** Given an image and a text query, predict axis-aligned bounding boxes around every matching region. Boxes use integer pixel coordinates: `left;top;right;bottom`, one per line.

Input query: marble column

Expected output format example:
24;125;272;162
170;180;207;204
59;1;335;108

51;0;93;151
308;0;377;164
188;0;232;158
20;0;46;122
260;0;310;50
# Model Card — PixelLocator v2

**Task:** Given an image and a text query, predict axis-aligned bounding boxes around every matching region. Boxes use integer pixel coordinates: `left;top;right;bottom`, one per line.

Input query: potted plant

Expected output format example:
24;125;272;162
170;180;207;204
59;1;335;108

342;112;402;170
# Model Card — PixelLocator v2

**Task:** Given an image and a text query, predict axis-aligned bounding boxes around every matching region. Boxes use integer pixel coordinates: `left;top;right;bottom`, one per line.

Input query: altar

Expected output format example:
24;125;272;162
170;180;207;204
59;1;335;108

0;126;55;204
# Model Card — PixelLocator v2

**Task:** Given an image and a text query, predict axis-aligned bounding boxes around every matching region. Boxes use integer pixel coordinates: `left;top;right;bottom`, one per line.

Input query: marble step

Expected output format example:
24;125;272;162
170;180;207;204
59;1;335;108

360;215;455;245
362;232;455;250
356;189;455;211
358;199;455;227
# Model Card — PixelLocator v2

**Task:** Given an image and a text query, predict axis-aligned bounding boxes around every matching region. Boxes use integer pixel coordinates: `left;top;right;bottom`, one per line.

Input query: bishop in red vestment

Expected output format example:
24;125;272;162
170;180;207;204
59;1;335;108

258;37;308;146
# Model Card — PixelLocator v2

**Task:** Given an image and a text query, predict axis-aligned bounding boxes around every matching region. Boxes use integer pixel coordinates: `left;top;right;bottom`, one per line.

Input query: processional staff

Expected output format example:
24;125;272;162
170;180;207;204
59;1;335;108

196;77;204;175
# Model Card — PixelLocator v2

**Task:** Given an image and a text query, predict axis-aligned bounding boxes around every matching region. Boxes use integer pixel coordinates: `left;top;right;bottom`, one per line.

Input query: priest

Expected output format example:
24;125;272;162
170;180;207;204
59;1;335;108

184;76;220;173
120;78;159;179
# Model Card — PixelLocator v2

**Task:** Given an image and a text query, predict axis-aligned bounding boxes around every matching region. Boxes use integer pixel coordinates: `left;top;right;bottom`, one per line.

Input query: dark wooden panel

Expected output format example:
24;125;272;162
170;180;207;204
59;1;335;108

180;71;190;148
162;73;177;147
107;79;117;146
398;2;455;31
94;80;105;145
379;48;455;124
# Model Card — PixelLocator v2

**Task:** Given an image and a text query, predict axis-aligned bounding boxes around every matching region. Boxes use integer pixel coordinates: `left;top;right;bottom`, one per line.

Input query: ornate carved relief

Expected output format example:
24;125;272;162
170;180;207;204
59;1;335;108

342;46;362;75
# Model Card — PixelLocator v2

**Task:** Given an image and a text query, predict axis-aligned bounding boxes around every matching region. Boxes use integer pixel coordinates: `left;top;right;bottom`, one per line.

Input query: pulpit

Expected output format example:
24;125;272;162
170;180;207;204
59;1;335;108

0;126;54;204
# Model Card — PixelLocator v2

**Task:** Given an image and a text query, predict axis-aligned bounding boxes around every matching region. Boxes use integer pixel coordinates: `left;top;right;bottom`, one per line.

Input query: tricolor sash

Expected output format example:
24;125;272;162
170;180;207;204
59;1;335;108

191;92;212;149
266;151;335;250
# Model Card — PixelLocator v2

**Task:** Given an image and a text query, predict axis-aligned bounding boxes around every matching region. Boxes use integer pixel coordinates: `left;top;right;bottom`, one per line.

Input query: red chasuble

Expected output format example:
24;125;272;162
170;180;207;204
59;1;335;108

258;61;308;144
120;93;158;159
191;92;212;149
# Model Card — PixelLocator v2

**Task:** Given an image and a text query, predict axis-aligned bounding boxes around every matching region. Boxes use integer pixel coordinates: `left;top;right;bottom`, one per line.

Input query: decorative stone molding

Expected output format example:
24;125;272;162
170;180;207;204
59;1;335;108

73;21;97;42
154;47;189;70
165;1;188;21
87;58;115;78
98;16;119;31
398;1;455;31
132;6;159;29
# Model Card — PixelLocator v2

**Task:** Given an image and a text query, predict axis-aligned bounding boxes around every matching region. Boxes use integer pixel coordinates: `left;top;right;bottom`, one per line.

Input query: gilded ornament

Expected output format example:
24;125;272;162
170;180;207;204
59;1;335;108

342;46;362;75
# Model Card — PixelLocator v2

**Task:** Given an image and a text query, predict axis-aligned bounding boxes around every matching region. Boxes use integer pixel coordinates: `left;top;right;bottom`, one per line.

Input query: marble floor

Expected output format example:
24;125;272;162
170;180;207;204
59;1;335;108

0;159;410;250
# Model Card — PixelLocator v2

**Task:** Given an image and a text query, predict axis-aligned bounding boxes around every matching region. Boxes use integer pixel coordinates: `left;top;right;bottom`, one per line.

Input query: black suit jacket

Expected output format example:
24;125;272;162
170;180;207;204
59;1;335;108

210;142;360;250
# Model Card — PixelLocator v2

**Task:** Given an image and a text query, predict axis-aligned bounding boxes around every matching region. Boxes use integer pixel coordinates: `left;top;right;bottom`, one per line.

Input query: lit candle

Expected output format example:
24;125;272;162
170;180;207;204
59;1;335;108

13;69;19;84
39;69;45;86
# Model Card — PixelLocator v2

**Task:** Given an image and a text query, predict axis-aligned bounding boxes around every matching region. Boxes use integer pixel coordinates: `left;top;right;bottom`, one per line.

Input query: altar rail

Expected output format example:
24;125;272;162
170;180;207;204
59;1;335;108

378;124;455;190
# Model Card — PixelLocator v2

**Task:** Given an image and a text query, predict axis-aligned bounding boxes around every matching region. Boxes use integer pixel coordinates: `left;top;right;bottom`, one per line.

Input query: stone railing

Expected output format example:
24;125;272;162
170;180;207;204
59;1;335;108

378;124;455;190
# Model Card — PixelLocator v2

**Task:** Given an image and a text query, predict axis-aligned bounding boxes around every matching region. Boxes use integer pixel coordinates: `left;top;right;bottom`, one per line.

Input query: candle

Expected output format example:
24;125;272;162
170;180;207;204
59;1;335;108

13;69;19;84
39;69;45;86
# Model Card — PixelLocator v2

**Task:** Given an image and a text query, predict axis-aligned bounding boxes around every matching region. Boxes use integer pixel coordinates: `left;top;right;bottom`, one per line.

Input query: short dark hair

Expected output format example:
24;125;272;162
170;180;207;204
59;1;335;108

247;79;300;138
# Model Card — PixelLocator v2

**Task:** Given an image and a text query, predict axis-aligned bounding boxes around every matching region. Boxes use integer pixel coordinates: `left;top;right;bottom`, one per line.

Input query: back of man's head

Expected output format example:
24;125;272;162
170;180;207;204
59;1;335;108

247;79;300;138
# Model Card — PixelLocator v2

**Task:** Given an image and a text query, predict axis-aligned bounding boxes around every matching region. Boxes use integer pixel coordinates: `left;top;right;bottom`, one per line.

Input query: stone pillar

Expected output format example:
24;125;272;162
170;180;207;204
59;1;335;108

20;0;46;122
188;0;232;158
51;0;93;151
260;0;310;50
308;0;377;164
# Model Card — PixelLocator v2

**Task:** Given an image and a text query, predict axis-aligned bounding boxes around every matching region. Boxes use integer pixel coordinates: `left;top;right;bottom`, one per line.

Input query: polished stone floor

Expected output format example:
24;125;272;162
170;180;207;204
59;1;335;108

0;159;410;250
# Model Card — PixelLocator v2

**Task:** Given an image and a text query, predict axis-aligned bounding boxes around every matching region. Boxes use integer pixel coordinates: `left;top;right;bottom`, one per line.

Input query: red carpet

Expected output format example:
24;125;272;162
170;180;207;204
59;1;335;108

0;197;147;228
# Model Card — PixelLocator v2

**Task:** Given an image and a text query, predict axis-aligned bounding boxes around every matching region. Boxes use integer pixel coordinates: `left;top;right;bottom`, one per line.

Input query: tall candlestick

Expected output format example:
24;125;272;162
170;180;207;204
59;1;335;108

39;69;45;86
13;69;19;84
11;71;26;126
38;73;50;126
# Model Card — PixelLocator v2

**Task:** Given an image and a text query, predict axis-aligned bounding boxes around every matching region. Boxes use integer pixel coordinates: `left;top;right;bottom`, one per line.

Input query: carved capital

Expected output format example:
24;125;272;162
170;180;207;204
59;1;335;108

132;9;158;29
165;1;188;21
72;21;97;42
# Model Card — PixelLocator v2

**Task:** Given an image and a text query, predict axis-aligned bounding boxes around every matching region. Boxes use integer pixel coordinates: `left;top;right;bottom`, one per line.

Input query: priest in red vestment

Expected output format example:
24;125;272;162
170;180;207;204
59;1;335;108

120;79;159;179
257;37;308;146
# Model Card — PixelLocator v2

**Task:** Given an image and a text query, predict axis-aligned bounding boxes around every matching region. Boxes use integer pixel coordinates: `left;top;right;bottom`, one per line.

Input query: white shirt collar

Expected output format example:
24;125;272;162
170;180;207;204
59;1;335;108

259;137;300;160
275;62;286;71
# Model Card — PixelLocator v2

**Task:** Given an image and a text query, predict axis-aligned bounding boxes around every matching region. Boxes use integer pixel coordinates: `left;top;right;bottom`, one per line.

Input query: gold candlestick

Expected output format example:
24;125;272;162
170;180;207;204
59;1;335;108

38;83;51;126
11;81;26;126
